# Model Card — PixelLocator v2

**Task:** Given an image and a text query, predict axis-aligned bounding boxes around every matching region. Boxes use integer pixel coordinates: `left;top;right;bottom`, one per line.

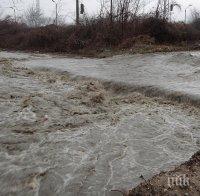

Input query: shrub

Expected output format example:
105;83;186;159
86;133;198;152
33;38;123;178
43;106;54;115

0;16;200;53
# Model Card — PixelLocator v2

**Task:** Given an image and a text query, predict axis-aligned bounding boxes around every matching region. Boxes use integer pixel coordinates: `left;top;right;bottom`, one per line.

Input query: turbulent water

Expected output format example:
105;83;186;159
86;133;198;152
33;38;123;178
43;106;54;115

0;51;200;196
8;51;200;105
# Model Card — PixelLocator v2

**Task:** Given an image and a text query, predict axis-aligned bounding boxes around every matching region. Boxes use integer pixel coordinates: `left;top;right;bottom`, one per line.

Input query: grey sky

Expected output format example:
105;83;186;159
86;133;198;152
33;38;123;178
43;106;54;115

0;0;200;23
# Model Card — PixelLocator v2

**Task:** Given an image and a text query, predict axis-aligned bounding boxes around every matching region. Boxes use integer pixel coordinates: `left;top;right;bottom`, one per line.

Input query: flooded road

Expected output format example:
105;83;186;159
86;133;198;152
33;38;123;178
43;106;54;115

0;51;200;196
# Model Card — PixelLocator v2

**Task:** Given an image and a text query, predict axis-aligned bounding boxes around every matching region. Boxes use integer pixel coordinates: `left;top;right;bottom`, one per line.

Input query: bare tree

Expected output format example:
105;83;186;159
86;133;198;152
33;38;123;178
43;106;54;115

98;0;110;18
191;9;200;30
54;0;66;25
191;9;200;21
108;0;144;21
107;0;143;36
24;6;52;27
155;0;181;20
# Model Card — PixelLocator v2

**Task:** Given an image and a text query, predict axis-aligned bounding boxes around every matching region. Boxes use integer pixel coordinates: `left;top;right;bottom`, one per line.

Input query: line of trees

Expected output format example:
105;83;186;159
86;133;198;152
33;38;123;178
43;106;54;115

0;0;65;27
0;0;200;28
0;0;200;53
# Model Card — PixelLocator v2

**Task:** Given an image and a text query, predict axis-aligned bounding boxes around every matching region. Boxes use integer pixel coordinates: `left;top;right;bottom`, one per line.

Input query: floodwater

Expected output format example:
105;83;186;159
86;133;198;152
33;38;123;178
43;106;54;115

0;51;200;196
6;51;200;104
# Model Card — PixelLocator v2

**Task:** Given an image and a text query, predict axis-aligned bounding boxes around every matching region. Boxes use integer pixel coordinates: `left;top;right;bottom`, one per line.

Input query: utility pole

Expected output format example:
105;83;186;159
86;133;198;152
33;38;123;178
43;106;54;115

185;5;192;23
51;0;58;26
56;3;58;25
76;0;79;25
163;0;166;19
110;0;113;23
36;0;40;13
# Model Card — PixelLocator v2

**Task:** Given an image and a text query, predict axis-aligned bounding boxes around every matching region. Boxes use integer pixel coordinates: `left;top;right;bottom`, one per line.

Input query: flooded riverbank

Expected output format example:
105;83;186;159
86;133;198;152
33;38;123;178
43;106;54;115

0;52;200;195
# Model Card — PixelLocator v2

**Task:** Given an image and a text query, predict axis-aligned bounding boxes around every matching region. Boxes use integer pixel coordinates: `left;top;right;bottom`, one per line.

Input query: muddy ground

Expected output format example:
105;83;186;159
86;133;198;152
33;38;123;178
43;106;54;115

129;151;200;196
0;55;200;196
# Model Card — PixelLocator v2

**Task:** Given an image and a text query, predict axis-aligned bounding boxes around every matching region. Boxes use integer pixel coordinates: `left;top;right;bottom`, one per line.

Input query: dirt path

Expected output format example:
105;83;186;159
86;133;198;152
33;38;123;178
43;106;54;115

0;53;200;196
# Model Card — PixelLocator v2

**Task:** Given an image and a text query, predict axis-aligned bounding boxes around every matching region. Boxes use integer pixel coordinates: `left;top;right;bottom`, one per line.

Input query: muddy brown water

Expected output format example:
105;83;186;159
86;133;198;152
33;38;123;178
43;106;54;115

0;51;200;196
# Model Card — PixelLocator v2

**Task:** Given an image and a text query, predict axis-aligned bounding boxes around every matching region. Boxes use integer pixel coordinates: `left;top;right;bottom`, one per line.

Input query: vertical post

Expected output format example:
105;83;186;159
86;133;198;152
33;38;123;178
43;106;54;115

185;5;192;24
163;0;166;19
56;3;58;25
76;0;79;25
14;9;16;22
185;9;187;23
168;0;170;20
110;0;113;23
36;0;40;13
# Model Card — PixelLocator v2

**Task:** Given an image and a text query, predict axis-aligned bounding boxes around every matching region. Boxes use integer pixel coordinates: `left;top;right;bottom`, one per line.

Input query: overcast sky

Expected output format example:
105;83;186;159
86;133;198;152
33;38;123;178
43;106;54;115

0;0;200;23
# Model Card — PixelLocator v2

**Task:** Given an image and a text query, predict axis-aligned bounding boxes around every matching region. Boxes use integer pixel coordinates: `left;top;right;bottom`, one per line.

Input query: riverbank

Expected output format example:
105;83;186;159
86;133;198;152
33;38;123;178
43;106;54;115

73;43;194;58
1;42;199;59
129;151;200;196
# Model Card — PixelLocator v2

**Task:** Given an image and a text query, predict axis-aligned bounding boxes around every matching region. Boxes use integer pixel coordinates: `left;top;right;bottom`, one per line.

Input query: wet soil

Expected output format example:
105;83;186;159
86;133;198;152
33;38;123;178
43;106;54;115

129;151;200;196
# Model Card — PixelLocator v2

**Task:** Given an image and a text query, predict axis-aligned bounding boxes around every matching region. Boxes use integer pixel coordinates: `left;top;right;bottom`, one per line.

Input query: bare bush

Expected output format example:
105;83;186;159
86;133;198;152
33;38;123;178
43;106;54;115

0;1;200;53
